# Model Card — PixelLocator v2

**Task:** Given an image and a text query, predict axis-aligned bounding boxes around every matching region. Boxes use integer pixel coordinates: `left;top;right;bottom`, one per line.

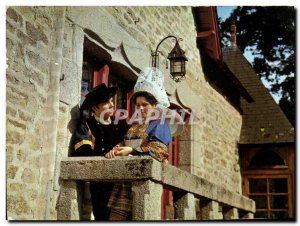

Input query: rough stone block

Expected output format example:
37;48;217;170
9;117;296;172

25;49;49;75
132;180;162;220
173;192;196;220
21;168;35;183
178;141;192;165
240;212;254;219
7;195;32;218
6;131;25;145
26;21;49;44
164;204;174;220
223;207;239;220
6;7;23;26
59;60;82;106
199;200;223;220
7;165;18;179
179;125;192;141
57;180;81;220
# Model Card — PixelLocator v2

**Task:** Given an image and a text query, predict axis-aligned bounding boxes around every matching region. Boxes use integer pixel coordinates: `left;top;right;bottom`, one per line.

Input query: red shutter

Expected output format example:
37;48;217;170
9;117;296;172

173;137;179;167
93;64;109;87
126;90;134;121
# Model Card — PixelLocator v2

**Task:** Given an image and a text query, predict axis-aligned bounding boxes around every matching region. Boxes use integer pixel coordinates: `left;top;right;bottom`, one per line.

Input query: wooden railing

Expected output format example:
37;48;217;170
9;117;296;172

57;156;255;220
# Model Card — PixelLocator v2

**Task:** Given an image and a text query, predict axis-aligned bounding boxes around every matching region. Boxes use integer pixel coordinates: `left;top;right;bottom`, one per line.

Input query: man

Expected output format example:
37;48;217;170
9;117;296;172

70;83;128;220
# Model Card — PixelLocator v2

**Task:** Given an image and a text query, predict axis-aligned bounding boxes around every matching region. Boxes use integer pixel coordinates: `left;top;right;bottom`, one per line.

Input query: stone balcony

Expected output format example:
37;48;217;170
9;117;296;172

57;156;255;220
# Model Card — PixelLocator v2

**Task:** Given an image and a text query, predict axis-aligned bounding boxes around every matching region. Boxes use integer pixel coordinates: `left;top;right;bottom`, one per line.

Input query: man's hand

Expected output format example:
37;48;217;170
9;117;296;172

114;146;133;156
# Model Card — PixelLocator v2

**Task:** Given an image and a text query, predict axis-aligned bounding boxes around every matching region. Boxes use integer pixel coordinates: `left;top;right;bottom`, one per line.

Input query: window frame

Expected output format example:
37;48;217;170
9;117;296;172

244;174;292;219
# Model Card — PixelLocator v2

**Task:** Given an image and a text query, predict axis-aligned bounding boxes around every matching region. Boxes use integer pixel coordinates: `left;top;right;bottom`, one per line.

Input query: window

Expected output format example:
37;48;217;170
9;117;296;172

81;39;135;114
241;148;294;219
108;72;135;112
250;150;286;168
80;50;109;105
248;177;289;219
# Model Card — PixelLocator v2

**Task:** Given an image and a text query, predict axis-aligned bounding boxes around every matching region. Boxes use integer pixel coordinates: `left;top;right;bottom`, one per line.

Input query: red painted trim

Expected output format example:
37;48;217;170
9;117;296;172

126;90;134;120
211;7;222;60
173;137;179;167
113;95;117;112
195;7;222;60
162;136;180;219
168;142;173;164
93;71;100;88
93;64;109;87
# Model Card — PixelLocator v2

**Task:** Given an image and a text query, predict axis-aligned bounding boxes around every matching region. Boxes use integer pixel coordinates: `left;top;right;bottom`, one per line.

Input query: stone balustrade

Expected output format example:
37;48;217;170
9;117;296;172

57;156;255;220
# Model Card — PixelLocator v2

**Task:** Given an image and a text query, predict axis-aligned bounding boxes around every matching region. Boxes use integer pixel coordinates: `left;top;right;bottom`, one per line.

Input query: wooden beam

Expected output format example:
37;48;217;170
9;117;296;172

197;30;215;39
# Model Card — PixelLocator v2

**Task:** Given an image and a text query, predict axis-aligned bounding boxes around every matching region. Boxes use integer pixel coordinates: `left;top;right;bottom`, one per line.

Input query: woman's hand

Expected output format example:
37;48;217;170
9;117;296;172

114;146;133;156
105;148;118;159
105;143;121;158
105;146;133;158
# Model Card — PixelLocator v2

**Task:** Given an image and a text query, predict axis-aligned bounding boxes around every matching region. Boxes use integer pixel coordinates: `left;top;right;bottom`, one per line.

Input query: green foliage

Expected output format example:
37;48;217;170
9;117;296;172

219;6;295;126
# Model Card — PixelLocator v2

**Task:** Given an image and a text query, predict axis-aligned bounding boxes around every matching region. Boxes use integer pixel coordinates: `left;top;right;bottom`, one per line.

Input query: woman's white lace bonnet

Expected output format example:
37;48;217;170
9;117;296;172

134;67;184;136
134;67;170;109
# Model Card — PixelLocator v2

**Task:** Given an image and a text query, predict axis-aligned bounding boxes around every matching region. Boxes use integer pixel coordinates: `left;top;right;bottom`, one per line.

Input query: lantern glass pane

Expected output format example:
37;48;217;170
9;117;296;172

173;60;182;73
169;61;174;73
181;61;185;73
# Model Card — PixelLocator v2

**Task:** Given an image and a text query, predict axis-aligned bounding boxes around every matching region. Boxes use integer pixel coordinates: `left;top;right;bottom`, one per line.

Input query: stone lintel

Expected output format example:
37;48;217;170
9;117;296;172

59;156;162;182
162;164;255;213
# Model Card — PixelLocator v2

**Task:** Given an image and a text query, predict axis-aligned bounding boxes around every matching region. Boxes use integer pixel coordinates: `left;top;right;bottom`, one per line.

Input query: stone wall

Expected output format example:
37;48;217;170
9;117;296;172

6;6;56;219
104;6;201;82
6;6;243;220
191;86;242;194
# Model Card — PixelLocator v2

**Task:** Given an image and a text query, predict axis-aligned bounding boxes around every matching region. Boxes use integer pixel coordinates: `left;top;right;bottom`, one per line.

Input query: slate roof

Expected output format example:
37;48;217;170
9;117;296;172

223;46;294;144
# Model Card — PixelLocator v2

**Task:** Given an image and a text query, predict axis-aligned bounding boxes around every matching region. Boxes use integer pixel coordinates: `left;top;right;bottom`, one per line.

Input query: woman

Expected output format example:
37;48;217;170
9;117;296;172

105;91;172;220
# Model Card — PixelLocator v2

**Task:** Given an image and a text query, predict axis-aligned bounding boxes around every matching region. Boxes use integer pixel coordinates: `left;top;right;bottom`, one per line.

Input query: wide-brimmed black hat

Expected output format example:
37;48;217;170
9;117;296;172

80;83;118;110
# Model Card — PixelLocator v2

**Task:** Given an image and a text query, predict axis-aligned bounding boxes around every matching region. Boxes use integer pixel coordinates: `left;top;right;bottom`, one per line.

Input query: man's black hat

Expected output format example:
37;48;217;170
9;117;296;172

80;83;118;110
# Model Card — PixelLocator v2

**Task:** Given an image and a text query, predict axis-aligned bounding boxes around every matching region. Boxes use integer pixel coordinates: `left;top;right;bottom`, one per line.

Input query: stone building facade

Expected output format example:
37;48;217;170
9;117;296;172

7;6;252;220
